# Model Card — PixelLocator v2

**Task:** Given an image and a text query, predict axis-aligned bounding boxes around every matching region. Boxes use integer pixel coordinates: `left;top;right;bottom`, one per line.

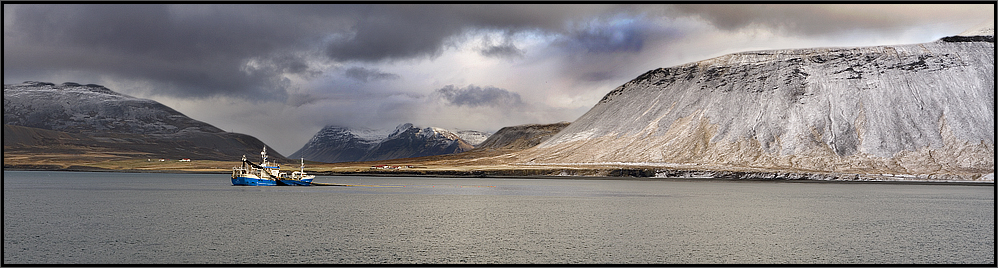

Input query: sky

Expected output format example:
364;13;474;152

3;4;994;155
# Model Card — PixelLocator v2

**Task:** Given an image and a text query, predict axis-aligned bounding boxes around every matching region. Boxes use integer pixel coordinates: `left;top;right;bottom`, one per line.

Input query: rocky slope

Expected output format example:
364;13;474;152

3;82;287;161
290;123;476;163
473;122;571;151
515;31;994;180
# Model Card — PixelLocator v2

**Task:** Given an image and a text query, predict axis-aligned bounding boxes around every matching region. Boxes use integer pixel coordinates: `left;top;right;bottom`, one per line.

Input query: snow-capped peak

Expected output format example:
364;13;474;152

390;123;415;137
420;126;460;140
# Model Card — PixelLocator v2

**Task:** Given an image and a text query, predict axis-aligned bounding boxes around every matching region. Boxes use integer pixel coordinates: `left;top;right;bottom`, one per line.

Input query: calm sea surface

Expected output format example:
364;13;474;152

3;171;993;264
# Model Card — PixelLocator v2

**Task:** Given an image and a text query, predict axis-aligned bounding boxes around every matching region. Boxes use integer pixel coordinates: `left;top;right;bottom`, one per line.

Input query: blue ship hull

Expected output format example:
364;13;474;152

278;179;313;186
231;176;313;186
231;176;278;186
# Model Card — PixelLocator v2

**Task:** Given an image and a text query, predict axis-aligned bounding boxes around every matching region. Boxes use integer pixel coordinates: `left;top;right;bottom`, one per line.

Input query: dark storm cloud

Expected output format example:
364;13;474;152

7;3;988;155
321;4;621;62
668;4;994;36
264;54;316;76
671;4;872;34
9;4;981;104
434;85;524;108
3;4;350;99
4;4;627;100
556;14;685;57
549;14;688;87
344;67;401;82
323;6;462;62
571;21;645;53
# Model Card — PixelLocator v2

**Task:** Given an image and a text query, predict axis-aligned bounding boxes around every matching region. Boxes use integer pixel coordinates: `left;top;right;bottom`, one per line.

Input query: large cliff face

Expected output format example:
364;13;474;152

518;35;994;178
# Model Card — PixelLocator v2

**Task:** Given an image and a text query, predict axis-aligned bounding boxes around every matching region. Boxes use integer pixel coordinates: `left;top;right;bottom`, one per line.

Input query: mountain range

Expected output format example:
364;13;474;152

3;81;495;165
4;24;993;181
289;123;484;163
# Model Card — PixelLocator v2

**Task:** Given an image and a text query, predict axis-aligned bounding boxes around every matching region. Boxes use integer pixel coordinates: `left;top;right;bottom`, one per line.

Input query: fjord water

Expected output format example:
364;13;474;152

3;171;993;264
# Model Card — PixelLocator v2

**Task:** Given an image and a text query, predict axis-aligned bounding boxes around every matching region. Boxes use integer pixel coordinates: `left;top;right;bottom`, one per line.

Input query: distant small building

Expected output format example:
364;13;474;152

370;165;410;170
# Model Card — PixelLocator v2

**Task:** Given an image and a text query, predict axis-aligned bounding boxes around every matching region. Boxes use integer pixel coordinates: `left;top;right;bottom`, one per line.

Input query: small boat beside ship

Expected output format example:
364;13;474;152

231;147;315;186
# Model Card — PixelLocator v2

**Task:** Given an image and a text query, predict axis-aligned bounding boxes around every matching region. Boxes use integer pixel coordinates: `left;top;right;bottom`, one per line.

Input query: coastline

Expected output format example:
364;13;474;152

4;164;993;185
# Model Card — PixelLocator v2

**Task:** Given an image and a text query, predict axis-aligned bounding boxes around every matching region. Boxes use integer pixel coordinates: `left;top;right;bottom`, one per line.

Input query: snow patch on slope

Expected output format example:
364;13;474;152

453;129;492;146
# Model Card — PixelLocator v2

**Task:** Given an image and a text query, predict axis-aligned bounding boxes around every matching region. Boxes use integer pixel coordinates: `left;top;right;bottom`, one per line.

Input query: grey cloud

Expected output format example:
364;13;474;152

669;4;994;36
434;85;524;107
344;67;401;82
580;71;616;82
243;53;323;81
286;92;330;107
479;43;526;59
477;33;526;59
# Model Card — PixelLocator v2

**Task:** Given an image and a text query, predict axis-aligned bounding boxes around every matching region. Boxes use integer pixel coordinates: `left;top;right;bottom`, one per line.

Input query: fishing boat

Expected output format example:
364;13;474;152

231;147;315;186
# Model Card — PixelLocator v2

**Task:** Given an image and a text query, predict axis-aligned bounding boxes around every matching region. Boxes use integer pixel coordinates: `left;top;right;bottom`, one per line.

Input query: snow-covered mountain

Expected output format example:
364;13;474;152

3;81;287;161
361;123;474;162
453;129;492;146
290;123;477;163
515;29;994;180
287;126;389;163
4;82;224;134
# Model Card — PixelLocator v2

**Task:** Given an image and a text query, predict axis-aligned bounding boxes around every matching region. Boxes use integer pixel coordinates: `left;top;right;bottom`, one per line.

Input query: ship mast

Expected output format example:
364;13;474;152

260;146;268;166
